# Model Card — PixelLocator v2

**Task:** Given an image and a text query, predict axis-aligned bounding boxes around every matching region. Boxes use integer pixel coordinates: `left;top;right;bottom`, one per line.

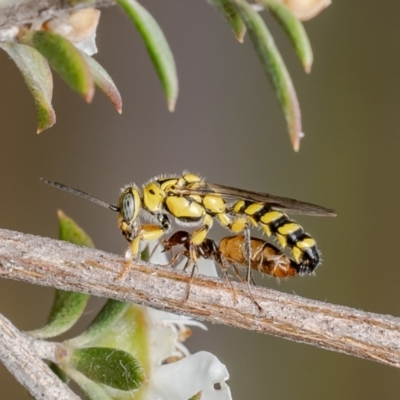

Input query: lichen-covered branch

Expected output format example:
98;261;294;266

0;312;79;399
0;0;115;30
0;228;400;368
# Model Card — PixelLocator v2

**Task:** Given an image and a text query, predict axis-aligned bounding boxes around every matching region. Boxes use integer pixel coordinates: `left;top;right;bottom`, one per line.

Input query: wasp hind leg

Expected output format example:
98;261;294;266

218;212;262;310
243;227;262;311
214;252;238;305
182;243;199;301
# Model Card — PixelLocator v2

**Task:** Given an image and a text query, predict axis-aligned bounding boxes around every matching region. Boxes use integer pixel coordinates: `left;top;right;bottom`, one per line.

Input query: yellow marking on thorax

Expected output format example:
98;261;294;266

260;210;284;224
189;195;202;203
143;182;166;213
160;178;178;192
183;173;201;183
203;195;226;214
165;196;205;219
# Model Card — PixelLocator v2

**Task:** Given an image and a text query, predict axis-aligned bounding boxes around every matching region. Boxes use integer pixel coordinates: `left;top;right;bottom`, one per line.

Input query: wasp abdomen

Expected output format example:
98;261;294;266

234;201;321;273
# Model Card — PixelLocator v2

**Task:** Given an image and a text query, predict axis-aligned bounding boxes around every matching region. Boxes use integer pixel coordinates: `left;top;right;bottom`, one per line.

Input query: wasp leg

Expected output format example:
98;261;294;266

183;245;198;301
116;224;167;280
148;241;180;268
215;252;238;305
243;227;262;311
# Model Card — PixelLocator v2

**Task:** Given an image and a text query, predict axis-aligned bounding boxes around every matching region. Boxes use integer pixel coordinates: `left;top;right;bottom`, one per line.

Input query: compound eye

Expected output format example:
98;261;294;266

122;192;135;222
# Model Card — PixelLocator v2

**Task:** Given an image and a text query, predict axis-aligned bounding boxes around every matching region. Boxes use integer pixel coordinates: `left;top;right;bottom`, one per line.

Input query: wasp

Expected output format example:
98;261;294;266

41;172;335;291
158;230;300;307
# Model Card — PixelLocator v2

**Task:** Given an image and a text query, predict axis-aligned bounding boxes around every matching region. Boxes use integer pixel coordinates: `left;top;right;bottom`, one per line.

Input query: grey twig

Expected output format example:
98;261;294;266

0;0;116;30
0;228;399;369
0;312;79;399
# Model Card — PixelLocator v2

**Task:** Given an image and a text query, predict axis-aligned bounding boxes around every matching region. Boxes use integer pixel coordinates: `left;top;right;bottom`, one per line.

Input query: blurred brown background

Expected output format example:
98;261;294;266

1;0;400;398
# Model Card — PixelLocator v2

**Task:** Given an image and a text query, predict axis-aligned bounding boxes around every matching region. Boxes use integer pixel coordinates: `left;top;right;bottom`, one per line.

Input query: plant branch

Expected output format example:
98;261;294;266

0;312;79;399
0;0;116;30
0;228;400;369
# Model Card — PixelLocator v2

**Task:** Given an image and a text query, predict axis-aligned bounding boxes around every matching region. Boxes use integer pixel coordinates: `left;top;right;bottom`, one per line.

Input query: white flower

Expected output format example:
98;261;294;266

143;309;231;400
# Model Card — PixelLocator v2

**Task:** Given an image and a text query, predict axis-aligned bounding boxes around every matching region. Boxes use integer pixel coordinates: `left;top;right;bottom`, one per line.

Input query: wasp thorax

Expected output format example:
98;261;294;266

121;191;135;222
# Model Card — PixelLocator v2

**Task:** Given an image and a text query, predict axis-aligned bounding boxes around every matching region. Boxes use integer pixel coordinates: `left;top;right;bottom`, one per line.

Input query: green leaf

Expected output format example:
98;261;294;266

69;304;150;376
208;0;246;42
70;300;130;346
28;211;93;338
262;0;313;72
29;289;90;338
81;52;123;113
58;210;95;248
231;0;303;151
117;0;178;111
70;347;146;391
18;30;94;102
63;367;113;400
0;42;56;133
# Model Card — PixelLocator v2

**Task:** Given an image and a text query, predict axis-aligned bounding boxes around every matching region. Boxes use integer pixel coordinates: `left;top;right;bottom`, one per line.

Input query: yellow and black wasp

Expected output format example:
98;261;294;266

42;171;335;301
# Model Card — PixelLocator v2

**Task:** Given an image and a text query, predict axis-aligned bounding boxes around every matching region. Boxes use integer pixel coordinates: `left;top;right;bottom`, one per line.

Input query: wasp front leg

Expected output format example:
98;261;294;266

116;214;171;280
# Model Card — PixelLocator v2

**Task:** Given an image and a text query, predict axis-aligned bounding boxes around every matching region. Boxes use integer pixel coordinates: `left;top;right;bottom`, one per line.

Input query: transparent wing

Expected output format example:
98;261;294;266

173;182;336;217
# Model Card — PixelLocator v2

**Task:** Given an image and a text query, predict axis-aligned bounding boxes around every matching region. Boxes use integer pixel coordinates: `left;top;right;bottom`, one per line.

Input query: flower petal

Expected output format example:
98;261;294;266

149;351;232;400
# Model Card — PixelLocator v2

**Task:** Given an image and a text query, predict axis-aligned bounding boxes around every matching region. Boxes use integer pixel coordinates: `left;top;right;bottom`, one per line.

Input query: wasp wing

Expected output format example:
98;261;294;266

174;182;336;217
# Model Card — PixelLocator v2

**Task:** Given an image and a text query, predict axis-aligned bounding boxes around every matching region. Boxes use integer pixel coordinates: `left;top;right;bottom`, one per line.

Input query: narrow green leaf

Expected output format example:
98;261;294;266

262;0;313;72
117;0;178;111
81;52;123;113
70;300;130;346
208;0;246;42
231;0;303;151
70;347;146;391
0;42;56;133
18;30;94;102
28;211;93;338
58;210;95;248
29;289;90;338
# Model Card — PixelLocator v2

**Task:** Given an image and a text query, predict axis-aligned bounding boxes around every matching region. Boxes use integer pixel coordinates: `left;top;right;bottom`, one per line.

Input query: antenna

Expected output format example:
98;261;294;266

40;178;120;212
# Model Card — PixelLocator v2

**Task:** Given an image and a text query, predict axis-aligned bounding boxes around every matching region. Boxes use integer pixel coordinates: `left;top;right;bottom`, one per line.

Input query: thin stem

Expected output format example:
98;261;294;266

0;228;399;368
0;312;79;399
